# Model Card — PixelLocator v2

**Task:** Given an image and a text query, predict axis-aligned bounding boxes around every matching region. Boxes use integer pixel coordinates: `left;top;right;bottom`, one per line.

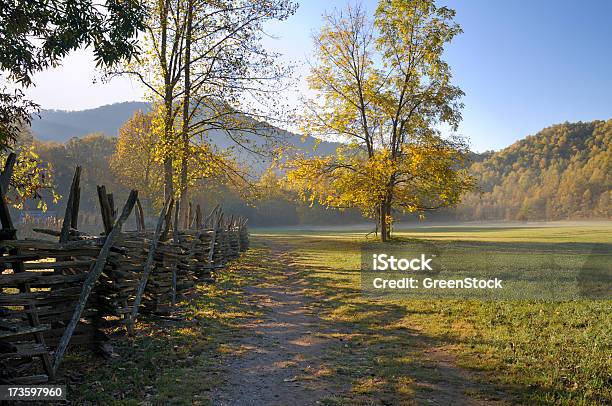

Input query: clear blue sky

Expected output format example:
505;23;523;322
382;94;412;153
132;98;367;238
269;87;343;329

25;0;612;152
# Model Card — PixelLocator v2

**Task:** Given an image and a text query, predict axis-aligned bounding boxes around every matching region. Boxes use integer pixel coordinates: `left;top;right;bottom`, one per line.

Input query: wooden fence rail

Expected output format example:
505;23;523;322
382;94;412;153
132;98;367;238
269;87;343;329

0;158;250;384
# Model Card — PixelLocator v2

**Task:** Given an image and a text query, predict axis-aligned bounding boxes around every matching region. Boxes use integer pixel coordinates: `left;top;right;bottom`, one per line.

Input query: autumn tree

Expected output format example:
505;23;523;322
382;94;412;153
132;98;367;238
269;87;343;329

1;146;58;211
176;0;296;227
113;0;297;223
456;120;612;221
286;0;475;241
110;108;237;214
110;109;163;211
36;134;120;214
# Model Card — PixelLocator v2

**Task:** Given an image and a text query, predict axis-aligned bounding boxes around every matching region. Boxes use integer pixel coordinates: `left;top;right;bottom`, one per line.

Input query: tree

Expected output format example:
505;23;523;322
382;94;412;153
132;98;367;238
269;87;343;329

455;120;612;221
0;0;145;148
176;0;297;226
287;1;474;241
110;108;235;213
110;109;163;212
36;134;122;215
112;0;297;218
1;146;58;211
0;124;57;211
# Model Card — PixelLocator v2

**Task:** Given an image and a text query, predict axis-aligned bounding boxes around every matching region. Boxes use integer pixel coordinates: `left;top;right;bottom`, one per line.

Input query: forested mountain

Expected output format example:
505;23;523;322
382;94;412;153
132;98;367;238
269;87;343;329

457;120;611;221
29;102;340;169
26;103;345;226
26;133;359;227
31;102;150;141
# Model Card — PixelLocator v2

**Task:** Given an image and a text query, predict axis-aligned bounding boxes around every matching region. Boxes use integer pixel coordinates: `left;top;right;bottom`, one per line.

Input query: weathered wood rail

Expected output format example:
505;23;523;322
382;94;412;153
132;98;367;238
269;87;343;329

0;157;249;384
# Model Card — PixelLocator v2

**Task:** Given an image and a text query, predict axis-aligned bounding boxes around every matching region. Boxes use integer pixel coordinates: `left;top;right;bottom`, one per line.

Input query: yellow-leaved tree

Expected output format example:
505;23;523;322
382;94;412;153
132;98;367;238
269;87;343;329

110;0;296;227
286;0;475;241
111;107;241;217
110;109;163;212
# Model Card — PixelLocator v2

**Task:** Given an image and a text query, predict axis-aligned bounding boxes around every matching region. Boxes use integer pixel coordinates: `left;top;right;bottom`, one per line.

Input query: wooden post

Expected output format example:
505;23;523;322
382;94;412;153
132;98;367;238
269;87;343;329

0;153;17;237
195;204;202;229
0;152;54;380
96;185;113;234
186;201;192;230
204;204;220;228
171;199;180;306
0;152;16;193
135;197;145;232
60;167;81;243
107;193;116;221
217;212;224;230
52;190;138;375
127;197;172;334
208;228;217;267
71;178;80;230
160;199;174;241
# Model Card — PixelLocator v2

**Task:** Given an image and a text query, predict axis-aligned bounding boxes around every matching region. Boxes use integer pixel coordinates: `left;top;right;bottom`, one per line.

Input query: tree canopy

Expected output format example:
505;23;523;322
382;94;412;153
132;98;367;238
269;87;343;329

112;0;296;206
287;0;474;241
457;120;612;221
0;0;145;149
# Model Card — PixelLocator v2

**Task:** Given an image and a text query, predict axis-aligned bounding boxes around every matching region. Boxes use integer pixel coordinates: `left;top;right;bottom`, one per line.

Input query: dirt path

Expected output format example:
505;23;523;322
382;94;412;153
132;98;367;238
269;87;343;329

212;248;344;405
212;244;512;405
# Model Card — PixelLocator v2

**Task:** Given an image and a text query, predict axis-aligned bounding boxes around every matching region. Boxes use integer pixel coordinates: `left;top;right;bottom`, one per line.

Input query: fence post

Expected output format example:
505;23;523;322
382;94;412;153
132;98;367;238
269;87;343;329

195;204;202;229
60;166;81;243
171;199;181;306
128;198;173;334
135;197;145;232
96;185;113;234
52;190;138;375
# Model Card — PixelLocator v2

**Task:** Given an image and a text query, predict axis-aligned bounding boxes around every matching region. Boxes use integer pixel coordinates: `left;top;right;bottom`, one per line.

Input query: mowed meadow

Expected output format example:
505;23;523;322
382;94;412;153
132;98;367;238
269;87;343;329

253;222;612;405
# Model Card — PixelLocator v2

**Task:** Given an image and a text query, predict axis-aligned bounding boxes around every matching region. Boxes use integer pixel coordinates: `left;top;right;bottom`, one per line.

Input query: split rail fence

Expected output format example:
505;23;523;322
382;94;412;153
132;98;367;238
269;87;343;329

0;155;249;384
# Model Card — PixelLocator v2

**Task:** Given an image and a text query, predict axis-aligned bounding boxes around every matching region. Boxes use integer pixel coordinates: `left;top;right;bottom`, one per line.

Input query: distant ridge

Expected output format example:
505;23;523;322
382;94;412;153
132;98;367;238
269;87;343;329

31;101;150;141
458;120;611;220
28;101;341;173
27;103;611;221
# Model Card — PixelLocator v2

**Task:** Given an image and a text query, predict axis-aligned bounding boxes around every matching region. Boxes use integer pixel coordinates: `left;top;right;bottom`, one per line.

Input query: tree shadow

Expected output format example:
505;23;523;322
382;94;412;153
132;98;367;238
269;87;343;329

269;238;610;405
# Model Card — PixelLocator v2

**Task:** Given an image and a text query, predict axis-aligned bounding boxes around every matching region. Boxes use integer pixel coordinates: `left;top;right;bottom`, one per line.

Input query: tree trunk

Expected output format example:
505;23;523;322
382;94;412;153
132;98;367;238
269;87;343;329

160;0;173;202
385;199;392;240
378;196;393;242
163;102;174;201
179;0;193;229
379;201;388;242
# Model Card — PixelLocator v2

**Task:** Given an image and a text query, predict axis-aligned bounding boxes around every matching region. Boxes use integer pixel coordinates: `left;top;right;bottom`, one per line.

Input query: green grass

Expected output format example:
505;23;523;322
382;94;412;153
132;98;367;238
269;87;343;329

253;222;612;405
63;223;611;405
64;248;270;405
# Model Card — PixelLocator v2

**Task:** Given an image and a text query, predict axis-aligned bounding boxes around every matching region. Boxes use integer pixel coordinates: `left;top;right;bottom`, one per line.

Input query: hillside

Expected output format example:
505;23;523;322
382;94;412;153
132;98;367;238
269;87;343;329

29;102;340;172
458;120;612;220
28;104;611;222
31;102;151;141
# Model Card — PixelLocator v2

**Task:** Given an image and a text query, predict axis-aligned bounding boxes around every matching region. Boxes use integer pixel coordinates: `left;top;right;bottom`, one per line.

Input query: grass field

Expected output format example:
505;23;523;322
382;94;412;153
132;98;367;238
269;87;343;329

65;222;610;405
253;222;612;405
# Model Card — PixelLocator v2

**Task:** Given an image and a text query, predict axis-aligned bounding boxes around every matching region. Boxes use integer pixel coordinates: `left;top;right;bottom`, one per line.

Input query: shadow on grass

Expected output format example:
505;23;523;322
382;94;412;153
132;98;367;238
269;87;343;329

265;238;610;406
397;225;544;233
